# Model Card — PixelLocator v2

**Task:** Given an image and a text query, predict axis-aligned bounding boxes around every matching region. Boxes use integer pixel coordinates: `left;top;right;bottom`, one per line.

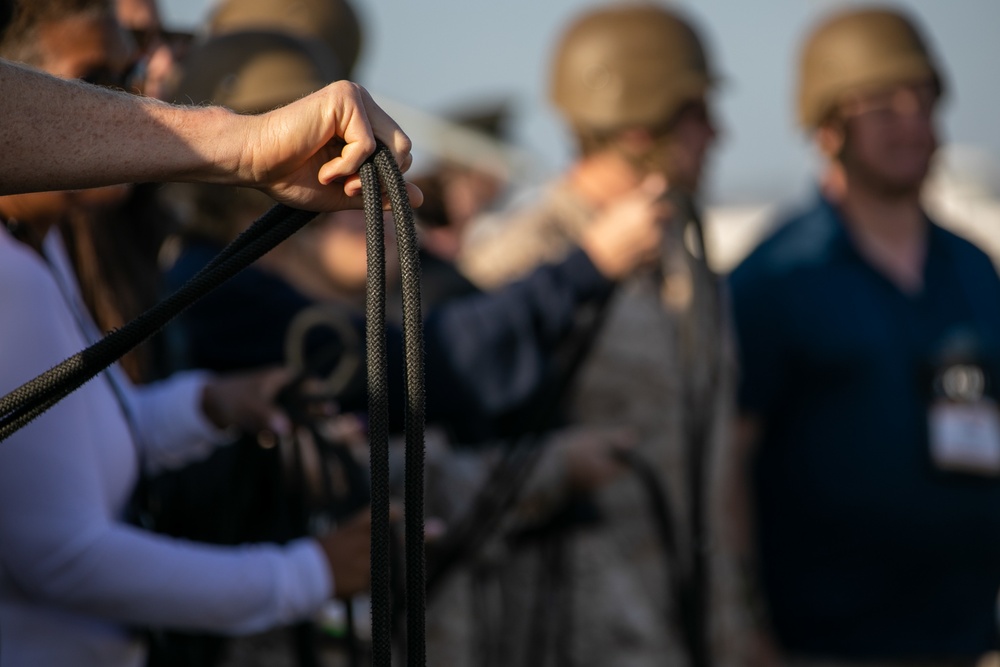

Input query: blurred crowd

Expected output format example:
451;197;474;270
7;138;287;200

2;1;1000;667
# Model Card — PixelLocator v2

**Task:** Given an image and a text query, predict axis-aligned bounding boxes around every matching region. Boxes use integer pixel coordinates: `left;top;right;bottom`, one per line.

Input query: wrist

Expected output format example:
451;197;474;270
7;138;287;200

199;379;229;429
172;104;248;186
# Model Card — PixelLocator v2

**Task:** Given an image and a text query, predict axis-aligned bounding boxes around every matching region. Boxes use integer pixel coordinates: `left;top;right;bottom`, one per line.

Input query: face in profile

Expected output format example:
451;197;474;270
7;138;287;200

660;96;720;194
5;12;137;222
115;0;181;100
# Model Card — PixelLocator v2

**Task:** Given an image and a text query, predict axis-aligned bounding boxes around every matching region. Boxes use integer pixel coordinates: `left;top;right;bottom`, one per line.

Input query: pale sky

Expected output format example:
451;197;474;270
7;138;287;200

162;0;1000;206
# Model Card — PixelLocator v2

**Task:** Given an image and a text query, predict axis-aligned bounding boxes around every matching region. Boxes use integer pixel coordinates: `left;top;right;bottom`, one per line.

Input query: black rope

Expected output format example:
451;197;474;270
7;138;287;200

362;143;425;667
362;150;392;667
665;190;722;667
0;204;317;440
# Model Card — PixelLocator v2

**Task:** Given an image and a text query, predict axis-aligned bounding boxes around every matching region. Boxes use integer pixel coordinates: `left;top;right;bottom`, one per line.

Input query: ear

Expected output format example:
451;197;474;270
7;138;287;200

815;122;845;161
615;126;657;153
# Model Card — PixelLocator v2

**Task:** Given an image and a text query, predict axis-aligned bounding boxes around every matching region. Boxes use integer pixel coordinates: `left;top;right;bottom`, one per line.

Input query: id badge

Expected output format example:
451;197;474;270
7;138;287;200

929;399;1000;476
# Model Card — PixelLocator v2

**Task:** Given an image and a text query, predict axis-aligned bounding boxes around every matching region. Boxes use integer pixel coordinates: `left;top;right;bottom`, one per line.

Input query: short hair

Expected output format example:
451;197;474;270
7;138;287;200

0;0;111;65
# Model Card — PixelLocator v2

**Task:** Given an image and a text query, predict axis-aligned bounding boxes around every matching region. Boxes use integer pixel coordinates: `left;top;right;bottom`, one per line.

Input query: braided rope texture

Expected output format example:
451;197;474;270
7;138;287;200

376;147;426;667
362;153;392;667
363;143;426;667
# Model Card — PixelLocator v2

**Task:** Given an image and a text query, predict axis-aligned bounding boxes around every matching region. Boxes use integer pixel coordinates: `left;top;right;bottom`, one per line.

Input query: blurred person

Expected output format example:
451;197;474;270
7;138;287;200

55;0;179;380
165;27;667;449
115;0;183;99
156;29;671;666
165;33;659;664
208;0;363;80
403;101;513;312
0;1;418;666
728;7;1000;666
458;3;731;665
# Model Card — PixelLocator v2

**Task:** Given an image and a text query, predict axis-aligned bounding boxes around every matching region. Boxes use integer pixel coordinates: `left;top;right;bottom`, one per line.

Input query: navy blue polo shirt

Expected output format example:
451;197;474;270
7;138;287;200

729;195;1000;658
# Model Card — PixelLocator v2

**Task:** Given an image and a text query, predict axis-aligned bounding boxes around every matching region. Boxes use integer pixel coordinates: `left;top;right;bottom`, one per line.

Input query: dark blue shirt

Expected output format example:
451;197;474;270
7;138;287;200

729;196;1000;658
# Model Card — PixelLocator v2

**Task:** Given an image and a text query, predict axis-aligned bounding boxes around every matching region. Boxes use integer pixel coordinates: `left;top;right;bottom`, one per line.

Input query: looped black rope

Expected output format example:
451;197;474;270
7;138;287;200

362;142;425;667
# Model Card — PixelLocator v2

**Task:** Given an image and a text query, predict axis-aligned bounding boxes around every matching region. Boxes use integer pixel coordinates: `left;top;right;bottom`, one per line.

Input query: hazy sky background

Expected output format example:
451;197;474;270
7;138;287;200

161;0;1000;206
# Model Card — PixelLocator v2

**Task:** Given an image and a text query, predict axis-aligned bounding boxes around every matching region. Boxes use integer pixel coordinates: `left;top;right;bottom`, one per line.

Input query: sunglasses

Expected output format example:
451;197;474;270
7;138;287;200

128;27;194;56
80;59;146;93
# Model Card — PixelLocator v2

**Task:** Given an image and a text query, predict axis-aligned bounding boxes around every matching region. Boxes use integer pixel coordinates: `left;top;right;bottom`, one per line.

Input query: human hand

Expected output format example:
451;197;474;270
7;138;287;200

230;81;423;212
318;505;402;598
579;174;672;279
200;367;292;436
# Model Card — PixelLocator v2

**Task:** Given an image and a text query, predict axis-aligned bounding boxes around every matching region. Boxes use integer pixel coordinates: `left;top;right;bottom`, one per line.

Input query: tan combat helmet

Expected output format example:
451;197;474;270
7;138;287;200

797;7;944;129
550;2;716;133
209;0;363;79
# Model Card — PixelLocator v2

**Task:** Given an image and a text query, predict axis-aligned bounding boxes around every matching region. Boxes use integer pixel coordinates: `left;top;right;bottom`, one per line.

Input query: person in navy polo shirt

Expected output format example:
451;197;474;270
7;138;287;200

728;7;1000;666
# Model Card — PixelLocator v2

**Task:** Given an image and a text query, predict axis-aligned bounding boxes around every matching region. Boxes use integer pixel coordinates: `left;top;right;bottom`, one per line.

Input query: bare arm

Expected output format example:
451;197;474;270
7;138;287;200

0;60;417;211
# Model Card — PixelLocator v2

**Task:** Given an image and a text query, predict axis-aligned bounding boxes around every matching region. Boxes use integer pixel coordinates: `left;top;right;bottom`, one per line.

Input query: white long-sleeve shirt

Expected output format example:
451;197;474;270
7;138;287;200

0;227;331;667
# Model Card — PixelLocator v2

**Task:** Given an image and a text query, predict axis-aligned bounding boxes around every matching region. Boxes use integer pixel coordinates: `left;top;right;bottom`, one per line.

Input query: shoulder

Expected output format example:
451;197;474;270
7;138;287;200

0;231;68;328
0;232;87;391
930;223;1000;300
729;199;840;301
460;181;587;287
932;223;998;274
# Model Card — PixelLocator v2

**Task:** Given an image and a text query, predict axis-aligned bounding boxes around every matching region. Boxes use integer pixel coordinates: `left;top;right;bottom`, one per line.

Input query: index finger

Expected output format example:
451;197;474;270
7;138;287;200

317;86;412;185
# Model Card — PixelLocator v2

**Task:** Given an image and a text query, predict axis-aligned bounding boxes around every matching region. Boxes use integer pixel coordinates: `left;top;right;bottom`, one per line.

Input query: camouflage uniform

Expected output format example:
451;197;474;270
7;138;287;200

456;178;736;667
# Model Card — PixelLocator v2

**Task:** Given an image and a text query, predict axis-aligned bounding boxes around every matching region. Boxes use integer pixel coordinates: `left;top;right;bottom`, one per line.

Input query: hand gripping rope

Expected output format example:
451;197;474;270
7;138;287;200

0;142;425;667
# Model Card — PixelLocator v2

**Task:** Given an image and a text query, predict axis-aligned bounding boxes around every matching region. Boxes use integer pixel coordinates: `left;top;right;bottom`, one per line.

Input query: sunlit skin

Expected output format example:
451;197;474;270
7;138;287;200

0;13;136;243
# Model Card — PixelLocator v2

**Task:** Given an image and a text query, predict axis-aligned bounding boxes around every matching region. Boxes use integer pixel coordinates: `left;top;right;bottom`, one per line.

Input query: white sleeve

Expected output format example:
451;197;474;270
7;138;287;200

120;369;233;474
0;262;332;634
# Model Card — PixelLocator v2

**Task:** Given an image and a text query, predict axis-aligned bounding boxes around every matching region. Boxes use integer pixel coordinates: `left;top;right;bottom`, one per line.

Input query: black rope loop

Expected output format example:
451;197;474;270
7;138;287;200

361;141;425;667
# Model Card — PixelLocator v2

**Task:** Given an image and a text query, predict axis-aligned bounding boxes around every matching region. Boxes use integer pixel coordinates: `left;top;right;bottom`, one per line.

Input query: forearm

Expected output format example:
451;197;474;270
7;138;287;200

424;247;612;420
8;521;330;634
0;60;246;194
